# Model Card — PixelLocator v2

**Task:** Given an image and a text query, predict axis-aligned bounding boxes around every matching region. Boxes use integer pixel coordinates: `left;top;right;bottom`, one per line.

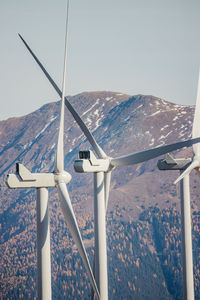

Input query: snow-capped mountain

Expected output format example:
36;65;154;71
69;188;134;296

0;92;199;299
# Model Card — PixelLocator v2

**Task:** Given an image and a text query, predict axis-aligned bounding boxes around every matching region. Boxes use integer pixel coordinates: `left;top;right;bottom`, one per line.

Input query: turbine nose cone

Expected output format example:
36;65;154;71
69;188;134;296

63;171;72;183
54;171;72;184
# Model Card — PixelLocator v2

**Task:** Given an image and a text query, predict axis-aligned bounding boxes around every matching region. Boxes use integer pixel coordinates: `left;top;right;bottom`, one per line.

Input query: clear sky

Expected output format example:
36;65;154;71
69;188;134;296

1;0;200;120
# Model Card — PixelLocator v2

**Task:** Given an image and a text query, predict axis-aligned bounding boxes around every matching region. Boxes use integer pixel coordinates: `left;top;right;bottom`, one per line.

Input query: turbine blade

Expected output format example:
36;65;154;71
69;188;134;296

55;0;70;173
174;160;200;184
64;102;106;159
18;34;106;159
57;182;100;300
192;71;200;156
104;172;111;211
90;254;96;300
18;34;62;97
110;137;200;167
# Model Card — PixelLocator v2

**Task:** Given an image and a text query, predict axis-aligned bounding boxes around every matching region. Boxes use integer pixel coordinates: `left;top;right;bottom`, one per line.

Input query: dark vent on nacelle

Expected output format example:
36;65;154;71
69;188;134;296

79;151;90;160
16;163;20;174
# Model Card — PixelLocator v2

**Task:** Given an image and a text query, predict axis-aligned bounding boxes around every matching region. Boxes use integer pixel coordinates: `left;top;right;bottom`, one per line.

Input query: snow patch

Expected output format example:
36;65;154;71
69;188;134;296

159;131;172;140
149;138;155;146
35;116;57;139
81;99;100;117
150;110;161;116
179;131;186;137
173;116;179;121
94;109;99;116
154;100;161;106
160;125;169;131
50;143;56;150
124;116;131;122
105;97;113;101
180;124;187;129
93;117;102;131
136;104;143;110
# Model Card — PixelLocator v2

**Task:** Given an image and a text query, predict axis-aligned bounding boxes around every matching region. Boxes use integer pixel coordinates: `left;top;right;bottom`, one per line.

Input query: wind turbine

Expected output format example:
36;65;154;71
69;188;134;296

17;32;200;298
158;153;194;300
6;2;100;299
158;73;200;300
158;73;200;299
174;72;200;300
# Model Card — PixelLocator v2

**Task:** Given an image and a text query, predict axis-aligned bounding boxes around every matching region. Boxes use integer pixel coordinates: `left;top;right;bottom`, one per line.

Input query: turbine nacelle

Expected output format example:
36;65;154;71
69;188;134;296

74;150;110;173
157;154;192;170
6;163;71;188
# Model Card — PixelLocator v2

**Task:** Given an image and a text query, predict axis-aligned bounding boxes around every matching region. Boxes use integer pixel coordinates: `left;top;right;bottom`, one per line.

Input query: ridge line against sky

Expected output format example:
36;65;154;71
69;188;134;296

0;0;200;121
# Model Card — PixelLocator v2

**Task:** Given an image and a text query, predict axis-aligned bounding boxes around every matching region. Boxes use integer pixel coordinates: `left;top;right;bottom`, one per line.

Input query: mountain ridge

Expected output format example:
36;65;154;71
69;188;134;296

0;91;200;299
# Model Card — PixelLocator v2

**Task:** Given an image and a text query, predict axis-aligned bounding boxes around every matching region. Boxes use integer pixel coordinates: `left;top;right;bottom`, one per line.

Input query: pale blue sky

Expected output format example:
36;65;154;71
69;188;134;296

0;0;200;120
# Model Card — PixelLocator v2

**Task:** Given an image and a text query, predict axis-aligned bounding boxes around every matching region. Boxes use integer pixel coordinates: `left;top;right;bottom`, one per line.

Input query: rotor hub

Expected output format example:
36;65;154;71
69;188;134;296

54;170;72;184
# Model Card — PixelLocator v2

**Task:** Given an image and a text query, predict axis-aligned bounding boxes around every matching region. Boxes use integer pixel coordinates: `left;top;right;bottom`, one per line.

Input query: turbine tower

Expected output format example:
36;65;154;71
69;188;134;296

7;163;53;300
158;73;200;300
7;2;100;299
158;155;194;300
17;33;200;298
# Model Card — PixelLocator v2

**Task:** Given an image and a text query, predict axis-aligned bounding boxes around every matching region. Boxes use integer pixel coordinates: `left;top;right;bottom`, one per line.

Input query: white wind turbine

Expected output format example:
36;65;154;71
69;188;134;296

157;73;200;300
7;2;100;299
17;28;200;300
158;150;194;300
171;72;200;300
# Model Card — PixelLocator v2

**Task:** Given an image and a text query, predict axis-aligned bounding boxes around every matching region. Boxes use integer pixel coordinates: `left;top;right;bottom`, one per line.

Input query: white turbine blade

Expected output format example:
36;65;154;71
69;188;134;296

57;182;100;300
65;105;106;159
110;137;200;167
55;0;69;173
104;172;111;211
174;160;200;184
91;254;96;300
18;34;106;159
18;34;62;97
192;71;200;156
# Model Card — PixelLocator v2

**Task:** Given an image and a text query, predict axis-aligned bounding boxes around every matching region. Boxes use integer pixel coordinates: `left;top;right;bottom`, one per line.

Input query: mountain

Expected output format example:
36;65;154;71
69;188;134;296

0;92;200;299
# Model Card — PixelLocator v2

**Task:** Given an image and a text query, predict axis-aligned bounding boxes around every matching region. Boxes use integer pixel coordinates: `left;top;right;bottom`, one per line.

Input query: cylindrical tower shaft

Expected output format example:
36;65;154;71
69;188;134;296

36;188;52;300
94;172;108;300
180;173;194;300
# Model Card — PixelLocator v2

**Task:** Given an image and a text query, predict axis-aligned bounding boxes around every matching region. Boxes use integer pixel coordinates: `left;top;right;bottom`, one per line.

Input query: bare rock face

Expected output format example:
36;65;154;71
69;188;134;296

0;92;200;299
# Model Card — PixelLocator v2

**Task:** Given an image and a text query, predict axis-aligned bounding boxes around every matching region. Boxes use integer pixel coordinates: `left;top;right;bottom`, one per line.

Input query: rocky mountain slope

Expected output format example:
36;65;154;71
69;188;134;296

0;92;200;299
